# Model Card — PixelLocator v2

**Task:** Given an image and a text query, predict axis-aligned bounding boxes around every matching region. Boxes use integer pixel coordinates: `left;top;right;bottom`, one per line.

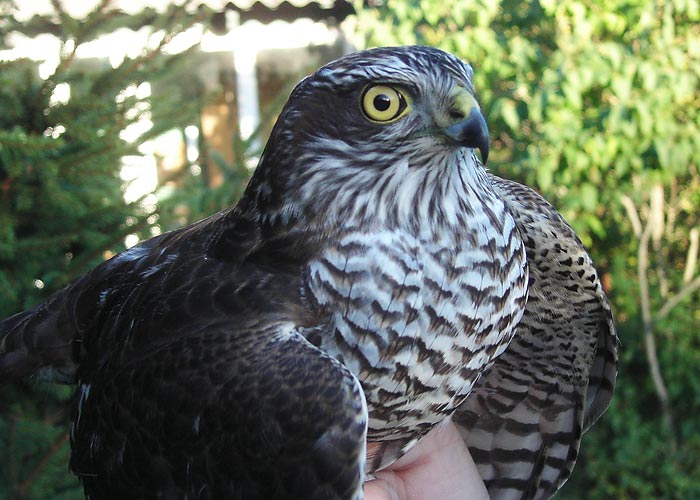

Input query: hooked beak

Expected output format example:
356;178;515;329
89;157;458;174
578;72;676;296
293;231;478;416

441;90;490;164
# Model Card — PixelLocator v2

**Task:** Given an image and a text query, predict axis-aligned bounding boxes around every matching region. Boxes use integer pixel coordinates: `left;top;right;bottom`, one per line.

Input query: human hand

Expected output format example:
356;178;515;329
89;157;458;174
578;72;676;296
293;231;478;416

363;418;490;500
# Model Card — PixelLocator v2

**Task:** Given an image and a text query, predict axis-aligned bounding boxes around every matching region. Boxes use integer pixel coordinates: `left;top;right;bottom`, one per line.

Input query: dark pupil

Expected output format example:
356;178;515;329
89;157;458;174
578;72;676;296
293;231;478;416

373;94;392;112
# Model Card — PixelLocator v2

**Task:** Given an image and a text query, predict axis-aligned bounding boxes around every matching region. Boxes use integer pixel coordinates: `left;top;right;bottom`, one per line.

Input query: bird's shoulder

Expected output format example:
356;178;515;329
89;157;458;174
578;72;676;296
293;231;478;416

39;208;323;376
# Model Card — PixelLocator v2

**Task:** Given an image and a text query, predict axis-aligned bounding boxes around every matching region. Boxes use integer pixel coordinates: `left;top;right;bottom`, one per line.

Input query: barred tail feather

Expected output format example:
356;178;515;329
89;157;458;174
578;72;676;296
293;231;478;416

454;356;584;500
584;323;619;430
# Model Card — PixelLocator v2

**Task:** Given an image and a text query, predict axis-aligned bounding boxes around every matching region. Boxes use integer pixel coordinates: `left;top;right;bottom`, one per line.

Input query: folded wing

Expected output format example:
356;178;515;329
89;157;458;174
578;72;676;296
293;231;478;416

454;175;618;500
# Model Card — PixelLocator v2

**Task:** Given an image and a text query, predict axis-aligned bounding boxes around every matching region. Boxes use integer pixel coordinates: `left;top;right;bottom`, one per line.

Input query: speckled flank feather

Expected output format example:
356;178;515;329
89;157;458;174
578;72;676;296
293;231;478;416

0;46;617;500
454;175;618;500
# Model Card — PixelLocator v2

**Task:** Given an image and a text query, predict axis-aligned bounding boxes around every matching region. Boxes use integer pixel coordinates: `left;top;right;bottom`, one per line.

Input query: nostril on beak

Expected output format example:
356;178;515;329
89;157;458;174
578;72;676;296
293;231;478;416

449;109;466;121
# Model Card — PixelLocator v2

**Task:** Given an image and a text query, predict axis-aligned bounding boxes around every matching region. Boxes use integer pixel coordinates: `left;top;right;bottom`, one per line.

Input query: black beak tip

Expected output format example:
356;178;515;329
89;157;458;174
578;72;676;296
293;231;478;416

478;141;489;165
444;108;490;164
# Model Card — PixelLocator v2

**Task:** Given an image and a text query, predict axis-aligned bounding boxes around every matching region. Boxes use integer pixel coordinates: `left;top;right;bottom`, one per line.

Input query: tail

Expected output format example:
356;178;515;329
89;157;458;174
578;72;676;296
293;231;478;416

0;290;79;384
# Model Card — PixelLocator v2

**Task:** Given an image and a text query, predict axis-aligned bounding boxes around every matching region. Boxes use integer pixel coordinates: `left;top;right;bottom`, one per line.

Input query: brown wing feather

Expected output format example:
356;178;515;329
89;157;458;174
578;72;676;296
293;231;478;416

0;204;368;499
453;174;618;500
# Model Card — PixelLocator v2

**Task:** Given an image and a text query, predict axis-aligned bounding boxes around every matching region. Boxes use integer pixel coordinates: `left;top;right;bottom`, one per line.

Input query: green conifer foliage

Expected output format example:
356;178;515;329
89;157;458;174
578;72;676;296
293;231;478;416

0;2;211;498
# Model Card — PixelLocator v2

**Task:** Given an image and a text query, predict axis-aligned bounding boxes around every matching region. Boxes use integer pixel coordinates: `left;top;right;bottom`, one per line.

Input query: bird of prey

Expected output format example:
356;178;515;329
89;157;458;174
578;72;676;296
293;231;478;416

0;46;618;500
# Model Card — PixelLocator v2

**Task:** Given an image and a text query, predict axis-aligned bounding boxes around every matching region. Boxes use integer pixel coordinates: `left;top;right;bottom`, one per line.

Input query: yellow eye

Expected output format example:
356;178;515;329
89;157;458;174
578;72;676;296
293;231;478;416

361;85;409;123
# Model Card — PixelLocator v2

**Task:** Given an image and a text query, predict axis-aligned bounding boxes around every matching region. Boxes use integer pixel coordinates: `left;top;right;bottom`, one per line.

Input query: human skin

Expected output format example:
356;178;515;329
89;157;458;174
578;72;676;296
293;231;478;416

364;418;490;500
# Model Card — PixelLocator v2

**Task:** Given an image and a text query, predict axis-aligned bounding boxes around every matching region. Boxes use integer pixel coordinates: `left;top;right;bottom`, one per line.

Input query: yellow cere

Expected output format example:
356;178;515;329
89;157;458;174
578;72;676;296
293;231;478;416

361;85;410;123
451;88;479;119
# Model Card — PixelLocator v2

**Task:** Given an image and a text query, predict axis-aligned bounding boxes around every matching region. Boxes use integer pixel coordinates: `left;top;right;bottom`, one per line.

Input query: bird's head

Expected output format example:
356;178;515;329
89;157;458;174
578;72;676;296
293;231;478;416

243;46;491;230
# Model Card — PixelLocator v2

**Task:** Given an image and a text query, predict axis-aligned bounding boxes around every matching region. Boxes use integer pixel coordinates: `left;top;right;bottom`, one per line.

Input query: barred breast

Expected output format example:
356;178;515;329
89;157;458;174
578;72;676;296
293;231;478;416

304;170;529;469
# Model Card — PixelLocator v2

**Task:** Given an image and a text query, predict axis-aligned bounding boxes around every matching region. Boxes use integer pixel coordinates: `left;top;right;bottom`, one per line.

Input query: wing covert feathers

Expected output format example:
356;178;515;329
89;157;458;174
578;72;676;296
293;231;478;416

454;174;619;500
71;324;367;500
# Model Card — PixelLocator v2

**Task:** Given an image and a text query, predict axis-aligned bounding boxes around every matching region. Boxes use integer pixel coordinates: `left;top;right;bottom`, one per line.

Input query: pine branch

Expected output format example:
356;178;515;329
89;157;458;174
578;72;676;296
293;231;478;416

9;415;18;487
13;432;70;496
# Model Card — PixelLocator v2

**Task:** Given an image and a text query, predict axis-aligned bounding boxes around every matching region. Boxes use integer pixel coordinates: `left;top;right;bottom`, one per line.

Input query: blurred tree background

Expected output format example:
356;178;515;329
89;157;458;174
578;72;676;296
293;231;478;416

1;0;699;498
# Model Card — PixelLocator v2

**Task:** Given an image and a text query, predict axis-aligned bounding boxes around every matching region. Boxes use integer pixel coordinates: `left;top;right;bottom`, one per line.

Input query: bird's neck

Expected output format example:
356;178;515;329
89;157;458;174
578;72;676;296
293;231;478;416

242;147;509;255
297;151;499;234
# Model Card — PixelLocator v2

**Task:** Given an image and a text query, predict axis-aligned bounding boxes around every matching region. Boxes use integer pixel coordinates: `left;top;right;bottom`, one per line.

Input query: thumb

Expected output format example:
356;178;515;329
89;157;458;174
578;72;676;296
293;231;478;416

363;418;489;500
364;476;402;500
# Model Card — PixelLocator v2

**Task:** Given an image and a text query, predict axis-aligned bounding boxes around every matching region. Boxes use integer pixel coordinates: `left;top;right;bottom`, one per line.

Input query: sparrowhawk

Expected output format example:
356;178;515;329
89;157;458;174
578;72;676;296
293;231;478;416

0;46;618;500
